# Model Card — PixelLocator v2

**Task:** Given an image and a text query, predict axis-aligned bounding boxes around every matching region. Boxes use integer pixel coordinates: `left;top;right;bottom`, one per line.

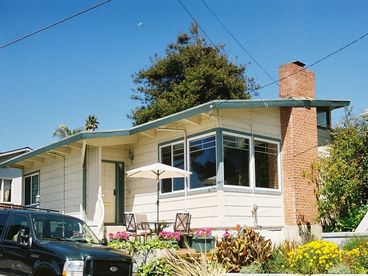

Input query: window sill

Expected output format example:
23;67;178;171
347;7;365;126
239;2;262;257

160;186;217;199
224;186;282;195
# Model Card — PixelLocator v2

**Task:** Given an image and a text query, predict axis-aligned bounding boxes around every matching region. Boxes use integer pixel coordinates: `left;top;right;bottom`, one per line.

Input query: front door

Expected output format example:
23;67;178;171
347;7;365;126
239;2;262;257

102;162;116;223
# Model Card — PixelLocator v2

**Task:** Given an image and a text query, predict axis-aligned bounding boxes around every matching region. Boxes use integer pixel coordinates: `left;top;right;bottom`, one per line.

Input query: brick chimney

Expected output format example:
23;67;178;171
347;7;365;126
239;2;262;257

279;61;321;240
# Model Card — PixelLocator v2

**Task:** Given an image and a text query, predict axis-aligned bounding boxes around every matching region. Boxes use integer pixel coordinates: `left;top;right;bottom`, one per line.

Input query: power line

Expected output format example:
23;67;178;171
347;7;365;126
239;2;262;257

200;0;278;85
256;31;368;92
177;0;220;52
0;0;112;51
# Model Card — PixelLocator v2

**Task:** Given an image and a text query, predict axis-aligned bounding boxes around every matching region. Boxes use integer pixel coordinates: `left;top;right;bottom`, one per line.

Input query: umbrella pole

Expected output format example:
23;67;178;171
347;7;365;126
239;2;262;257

157;175;160;223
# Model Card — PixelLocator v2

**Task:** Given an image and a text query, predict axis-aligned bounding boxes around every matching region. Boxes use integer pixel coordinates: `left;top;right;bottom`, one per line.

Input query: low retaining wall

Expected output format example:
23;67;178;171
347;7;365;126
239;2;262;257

322;231;368;245
134;268;367;275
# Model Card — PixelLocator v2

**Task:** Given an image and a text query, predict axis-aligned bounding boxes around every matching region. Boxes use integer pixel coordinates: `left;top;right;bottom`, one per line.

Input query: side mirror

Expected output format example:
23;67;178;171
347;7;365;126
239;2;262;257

17;228;31;248
100;238;108;246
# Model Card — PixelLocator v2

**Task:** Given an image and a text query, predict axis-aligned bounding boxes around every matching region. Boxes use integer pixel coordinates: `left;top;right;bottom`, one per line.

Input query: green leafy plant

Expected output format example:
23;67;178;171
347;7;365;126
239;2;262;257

109;237;178;256
265;245;291;273
328;263;352;274
240;263;265;273
304;109;368;232
138;257;173;276
342;237;368;273
215;226;272;272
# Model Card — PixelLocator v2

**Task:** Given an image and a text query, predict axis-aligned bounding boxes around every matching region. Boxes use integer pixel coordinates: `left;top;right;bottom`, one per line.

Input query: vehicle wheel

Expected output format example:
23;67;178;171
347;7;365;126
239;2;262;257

34;268;56;276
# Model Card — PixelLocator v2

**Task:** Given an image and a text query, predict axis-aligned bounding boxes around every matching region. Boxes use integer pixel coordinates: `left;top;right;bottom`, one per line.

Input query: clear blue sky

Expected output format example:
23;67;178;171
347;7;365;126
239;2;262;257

1;0;367;151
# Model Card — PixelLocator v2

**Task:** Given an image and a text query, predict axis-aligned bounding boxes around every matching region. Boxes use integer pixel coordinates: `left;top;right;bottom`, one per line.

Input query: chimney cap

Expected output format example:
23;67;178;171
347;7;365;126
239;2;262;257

292;60;306;67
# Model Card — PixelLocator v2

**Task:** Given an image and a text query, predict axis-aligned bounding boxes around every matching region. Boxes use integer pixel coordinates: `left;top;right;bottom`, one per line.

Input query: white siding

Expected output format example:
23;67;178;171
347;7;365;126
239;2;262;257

219;108;281;139
24;148;83;217
86;146;99;223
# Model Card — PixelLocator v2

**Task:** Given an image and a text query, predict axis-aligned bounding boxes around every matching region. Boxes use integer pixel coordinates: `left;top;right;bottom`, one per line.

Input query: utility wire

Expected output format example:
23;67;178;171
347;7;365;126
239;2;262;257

177;0;220;52
200;0;278;85
0;0;112;50
256;31;368;92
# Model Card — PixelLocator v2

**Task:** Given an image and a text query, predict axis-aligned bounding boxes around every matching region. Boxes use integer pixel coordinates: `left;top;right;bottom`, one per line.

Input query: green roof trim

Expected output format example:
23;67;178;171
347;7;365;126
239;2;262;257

0;98;349;168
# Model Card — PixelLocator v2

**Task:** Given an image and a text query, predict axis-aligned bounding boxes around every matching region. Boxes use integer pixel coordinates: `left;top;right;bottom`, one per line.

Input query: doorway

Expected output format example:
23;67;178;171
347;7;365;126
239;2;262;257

102;161;124;224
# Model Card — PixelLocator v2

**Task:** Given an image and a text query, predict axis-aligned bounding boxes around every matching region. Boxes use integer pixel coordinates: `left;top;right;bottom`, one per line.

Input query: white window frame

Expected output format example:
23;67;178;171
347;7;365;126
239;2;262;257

0;178;12;203
223;132;253;191
24;172;40;205
253;137;282;192
159;141;185;195
187;132;217;191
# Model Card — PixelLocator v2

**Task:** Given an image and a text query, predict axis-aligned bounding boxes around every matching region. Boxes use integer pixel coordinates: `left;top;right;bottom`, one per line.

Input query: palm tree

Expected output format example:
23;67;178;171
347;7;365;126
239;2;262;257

85;115;99;132
53;125;83;139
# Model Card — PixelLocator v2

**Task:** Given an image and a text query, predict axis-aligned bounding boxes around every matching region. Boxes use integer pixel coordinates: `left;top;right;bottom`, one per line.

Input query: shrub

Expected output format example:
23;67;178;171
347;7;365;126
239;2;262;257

138;257;172;276
165;252;225;276
343;238;368;273
215;226;272;272
288;240;343;274
240;263;264;274
265;245;291;273
328;263;352;274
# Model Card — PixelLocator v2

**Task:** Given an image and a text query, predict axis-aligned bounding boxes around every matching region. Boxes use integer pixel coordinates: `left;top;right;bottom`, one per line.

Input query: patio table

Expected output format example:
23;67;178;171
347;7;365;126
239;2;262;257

145;221;174;234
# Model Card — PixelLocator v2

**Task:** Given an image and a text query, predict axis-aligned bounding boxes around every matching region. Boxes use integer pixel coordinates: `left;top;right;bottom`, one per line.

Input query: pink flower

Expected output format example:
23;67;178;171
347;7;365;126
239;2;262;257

159;231;180;241
109;231;130;241
194;227;212;237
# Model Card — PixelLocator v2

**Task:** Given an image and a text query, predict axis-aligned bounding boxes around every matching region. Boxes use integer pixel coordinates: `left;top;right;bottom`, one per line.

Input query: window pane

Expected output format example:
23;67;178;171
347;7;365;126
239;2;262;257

160;143;185;193
31;174;39;204
0;213;9;237
224;135;250;186
5;215;30;241
160;146;172;193
25;176;31;205
190;136;216;189
173;144;184;191
3;180;12;202
255;141;278;189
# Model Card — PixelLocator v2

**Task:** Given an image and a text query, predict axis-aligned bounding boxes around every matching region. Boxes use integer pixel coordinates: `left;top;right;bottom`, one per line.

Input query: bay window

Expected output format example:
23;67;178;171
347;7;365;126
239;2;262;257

159;130;280;194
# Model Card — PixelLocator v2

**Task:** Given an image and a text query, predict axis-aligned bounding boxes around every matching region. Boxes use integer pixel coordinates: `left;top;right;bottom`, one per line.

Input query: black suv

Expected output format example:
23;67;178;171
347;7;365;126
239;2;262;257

0;204;132;275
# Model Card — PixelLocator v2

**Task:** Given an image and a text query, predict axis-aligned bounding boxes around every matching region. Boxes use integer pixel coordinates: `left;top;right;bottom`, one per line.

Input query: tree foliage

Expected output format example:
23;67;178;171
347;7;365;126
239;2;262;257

307;109;368;231
53;114;99;139
129;23;258;125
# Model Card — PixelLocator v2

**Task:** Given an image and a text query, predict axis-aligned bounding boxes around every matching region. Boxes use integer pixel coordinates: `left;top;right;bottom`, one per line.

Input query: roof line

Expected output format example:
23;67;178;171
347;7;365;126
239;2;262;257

0;98;350;168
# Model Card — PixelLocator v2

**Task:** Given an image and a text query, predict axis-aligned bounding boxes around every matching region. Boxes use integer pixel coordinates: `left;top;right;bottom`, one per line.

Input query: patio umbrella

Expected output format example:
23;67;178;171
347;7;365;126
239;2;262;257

126;162;192;222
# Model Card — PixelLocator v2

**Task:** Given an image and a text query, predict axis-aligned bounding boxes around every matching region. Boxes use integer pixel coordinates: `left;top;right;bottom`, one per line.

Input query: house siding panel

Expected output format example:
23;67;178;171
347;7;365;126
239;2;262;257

24;148;82;217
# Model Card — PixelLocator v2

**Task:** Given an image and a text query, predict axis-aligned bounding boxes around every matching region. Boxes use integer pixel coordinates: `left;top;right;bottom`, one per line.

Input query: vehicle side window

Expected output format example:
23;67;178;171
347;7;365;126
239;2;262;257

0;213;9;237
4;215;30;242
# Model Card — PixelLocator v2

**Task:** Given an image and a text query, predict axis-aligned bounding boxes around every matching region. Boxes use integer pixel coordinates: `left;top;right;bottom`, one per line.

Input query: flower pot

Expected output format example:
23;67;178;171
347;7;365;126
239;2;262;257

191;236;215;253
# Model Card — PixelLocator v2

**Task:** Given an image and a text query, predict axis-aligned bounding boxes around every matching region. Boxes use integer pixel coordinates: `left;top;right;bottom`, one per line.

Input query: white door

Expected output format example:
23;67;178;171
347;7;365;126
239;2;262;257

102;162;116;223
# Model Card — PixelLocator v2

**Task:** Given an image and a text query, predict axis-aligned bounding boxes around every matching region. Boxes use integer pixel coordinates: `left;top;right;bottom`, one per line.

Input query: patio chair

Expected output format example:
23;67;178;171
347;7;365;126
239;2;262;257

124;213;151;236
174;212;191;233
174;212;192;248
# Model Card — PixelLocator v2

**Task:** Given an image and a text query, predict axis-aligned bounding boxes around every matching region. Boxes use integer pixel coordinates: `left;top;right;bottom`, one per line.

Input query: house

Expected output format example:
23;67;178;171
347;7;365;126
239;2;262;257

0;61;349;242
0;147;32;205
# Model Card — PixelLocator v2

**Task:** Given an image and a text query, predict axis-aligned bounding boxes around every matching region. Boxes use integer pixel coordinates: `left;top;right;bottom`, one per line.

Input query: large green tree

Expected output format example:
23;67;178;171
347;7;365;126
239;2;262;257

307;109;368;231
129;23;258;125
